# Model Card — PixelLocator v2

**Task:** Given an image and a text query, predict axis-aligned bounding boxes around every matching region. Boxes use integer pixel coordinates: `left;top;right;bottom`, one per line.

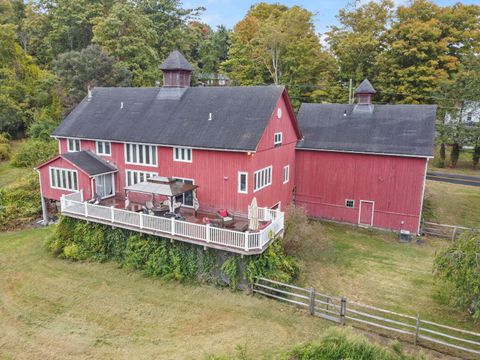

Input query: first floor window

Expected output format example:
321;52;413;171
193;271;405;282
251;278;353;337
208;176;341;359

67;138;80;152
174;178;194;206
50;167;78;191
96;141;111;156
345;199;355;208
283;165;290;184
96;173;114;198
125;143;157;166
254;166;272;192
126;170;157;187
173;147;192;162
238;172;248;194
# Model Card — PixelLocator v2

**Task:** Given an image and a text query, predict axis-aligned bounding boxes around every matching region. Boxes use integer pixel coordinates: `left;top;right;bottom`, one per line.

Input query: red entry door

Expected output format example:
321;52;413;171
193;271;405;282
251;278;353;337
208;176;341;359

359;201;374;226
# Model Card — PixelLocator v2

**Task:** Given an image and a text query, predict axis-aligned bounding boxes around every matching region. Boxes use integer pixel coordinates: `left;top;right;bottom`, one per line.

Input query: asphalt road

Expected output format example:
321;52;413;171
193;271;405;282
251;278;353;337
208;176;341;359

427;171;480;187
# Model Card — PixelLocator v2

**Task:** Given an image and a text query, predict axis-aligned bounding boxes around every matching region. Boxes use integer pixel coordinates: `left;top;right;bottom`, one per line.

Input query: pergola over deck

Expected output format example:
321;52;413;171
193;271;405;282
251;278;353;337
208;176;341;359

124;176;198;213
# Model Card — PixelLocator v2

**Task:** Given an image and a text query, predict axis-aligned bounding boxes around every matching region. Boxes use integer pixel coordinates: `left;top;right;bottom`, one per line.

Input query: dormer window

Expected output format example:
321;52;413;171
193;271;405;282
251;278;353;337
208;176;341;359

274;132;283;146
67;138;80;152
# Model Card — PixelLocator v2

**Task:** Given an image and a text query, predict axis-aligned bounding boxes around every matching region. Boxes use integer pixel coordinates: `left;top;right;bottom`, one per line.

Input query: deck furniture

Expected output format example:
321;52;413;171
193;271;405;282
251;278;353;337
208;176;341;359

216;209;235;228
202;216;222;228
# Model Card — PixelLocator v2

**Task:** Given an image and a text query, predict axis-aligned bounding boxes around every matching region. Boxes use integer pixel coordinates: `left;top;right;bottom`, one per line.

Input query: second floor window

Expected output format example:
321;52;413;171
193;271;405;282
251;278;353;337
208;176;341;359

238;172;248;194
67;138;80;152
254;166;272;192
96;141;111;156
274;132;282;146
125;143;157;166
283;165;290;184
173;147;192;162
126;170;157;186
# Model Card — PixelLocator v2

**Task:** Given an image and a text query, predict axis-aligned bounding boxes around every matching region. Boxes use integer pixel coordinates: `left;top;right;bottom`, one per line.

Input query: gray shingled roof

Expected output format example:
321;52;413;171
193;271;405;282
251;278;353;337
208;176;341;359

63;151;117;176
355;78;376;94
53;86;286;152
296;103;436;157
159;50;193;71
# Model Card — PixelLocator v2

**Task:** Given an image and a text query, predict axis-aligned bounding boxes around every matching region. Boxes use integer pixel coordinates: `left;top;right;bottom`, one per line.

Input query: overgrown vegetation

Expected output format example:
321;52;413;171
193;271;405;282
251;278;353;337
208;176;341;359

434;231;480;321
207;327;426;359
0;133;11;160
46;216;298;287
0;172;41;230
11;138;57;168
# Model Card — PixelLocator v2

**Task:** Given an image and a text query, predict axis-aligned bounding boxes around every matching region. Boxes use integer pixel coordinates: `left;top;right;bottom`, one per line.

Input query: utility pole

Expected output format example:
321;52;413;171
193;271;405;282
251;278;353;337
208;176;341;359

348;79;353;104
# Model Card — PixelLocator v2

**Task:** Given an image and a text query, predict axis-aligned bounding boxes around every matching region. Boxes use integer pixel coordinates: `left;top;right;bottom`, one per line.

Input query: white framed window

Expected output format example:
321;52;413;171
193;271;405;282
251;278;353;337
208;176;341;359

283;165;290;184
126;169;157;187
96;141;111;156
274;132;283;146
238;172;248;194
173;177;194;207
254;166;272;192
49;167;78;191
125;143;157;166
345;199;355;208
173;147;192;162
67;138;80;152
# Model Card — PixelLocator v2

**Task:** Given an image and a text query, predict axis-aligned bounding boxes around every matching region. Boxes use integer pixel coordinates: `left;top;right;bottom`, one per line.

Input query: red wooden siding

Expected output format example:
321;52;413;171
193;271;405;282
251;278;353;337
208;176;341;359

51;91;299;215
37;157;92;201
295;150;427;234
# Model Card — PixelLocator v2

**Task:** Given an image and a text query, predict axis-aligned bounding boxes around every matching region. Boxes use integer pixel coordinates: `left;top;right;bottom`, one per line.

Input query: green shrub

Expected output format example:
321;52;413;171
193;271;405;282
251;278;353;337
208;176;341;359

285;327;425;360
434;231;480;320
221;256;240;289
11;138;57;168
0;133;11;160
0;172;41;230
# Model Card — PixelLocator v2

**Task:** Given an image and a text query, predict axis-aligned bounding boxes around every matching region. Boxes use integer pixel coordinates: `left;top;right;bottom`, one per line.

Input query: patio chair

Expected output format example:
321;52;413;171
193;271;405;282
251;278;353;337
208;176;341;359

216;209;235;228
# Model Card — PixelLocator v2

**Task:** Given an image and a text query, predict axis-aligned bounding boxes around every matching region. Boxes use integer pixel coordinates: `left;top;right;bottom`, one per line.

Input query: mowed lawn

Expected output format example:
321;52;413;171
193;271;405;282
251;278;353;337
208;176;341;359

0;227;333;360
297;222;480;332
424;180;480;228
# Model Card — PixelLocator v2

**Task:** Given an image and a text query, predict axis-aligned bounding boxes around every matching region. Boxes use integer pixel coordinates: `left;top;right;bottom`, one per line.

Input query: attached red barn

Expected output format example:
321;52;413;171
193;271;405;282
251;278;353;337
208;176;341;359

295;79;436;234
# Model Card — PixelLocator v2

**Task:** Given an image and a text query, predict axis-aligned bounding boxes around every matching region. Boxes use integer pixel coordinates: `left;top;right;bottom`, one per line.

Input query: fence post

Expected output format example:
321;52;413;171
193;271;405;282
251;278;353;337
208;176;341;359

309;288;316;316
206;224;211;243
84;201;88;217
80;189;84;202
340;297;347;325
111;206;114;222
245;231;249;251
452;226;457;242
171;217;175;235
414;314;420;346
139;213;143;229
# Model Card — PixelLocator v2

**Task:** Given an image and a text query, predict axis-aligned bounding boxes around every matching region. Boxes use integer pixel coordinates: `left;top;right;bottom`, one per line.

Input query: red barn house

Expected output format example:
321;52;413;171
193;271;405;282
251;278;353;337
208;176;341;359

36;52;435;254
295;79;436;234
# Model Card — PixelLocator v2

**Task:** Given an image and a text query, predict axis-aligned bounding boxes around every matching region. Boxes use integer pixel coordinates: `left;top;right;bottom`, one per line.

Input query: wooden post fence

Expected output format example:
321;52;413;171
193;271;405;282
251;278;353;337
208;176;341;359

309;288;316;316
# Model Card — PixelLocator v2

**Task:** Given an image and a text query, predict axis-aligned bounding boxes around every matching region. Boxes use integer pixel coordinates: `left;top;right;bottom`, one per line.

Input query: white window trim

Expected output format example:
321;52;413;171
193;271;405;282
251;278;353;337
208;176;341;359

274;132;283;146
125;169;158;187
49;167;79;191
173;147;193;163
95;173;115;199
345;199;355;208
96;141;111;156
67;138;80;152
283;165;290;184
238;171;248;194
253;166;272;193
124;143;158;167
173;177;195;208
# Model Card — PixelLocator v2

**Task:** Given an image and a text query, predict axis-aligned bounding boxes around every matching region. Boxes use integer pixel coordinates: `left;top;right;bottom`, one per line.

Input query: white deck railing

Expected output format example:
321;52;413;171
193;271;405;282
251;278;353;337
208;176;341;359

60;193;284;253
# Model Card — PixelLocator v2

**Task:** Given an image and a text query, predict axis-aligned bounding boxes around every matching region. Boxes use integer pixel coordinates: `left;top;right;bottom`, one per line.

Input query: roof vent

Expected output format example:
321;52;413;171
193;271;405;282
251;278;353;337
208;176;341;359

208;112;213;121
120;101;124;109
87;87;92;101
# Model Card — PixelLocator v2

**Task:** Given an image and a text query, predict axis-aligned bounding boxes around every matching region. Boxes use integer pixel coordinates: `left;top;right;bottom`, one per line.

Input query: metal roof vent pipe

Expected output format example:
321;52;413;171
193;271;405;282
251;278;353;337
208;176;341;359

87;86;92;101
208;112;213;121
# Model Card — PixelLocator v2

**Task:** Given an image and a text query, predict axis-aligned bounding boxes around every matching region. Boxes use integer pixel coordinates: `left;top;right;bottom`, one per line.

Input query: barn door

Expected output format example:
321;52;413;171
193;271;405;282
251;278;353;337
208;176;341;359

359;201;374;227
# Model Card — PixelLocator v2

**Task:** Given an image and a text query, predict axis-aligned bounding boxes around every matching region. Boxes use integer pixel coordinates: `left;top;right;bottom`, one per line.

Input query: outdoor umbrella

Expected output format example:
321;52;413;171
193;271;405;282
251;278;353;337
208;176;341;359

248;197;259;231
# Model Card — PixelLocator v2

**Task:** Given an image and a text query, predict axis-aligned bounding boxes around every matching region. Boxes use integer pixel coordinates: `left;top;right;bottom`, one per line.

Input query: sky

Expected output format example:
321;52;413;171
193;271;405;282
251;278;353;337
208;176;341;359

183;0;480;35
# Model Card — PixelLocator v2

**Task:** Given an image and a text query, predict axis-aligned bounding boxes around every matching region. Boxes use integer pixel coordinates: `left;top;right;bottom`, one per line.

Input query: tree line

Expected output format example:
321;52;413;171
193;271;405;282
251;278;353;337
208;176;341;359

0;0;479;167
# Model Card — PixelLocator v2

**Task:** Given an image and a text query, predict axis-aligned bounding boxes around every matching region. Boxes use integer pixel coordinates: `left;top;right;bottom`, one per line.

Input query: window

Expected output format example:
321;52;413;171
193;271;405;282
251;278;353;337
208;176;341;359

173;147;192;162
126;170;157;187
96;173;114;199
238;172;248;194
345;199;355;208
254;166;272;192
96;141;111;156
283;165;290;184
125;143;157;166
174;178;194;207
49;167;78;191
67;138;80;152
274;132;283;146
277;108;282;119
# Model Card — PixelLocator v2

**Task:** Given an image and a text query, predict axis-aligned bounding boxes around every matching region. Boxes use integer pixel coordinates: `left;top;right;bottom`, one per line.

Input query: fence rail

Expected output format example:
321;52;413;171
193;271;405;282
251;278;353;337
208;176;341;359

253;277;480;357
60;193;284;253
422;221;475;241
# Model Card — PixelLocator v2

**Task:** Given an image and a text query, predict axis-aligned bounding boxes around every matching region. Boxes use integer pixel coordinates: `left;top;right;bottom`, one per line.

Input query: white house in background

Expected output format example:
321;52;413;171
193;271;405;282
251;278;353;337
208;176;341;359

445;101;480;127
